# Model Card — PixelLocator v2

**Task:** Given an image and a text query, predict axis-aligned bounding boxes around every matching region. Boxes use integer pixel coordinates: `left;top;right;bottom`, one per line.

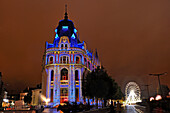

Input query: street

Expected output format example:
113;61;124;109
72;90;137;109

42;108;63;113
123;105;138;113
42;105;143;113
42;108;109;113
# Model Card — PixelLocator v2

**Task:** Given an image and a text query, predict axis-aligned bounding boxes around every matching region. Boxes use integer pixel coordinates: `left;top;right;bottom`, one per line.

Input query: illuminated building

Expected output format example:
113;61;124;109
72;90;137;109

42;9;100;106
31;89;42;105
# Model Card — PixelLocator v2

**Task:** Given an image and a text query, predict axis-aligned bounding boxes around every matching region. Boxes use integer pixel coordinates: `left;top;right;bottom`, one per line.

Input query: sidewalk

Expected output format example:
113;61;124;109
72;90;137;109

78;107;110;113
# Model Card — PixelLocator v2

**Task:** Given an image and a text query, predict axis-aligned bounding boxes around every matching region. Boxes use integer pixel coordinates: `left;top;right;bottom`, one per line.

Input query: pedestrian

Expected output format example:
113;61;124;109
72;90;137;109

116;101;121;113
109;101;115;113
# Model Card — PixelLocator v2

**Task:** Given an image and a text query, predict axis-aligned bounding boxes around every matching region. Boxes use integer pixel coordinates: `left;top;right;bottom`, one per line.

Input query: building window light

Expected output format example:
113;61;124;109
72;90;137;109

55;29;57;33
71;34;76;39
74;28;77;33
55;34;59;39
62;26;68;30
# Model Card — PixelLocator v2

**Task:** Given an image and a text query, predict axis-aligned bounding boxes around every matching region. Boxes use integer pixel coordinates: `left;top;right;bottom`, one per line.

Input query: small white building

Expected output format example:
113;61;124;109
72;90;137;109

31;89;42;105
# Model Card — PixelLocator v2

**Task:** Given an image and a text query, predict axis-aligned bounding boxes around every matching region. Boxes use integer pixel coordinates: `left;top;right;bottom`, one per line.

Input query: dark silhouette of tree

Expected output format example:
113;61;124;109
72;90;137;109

158;85;170;97
84;66;123;106
24;88;32;104
24;93;32;104
113;86;124;100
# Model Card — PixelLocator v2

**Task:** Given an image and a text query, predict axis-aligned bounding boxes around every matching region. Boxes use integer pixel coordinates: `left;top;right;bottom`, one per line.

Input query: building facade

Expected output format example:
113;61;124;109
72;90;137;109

31;89;42;105
42;11;100;106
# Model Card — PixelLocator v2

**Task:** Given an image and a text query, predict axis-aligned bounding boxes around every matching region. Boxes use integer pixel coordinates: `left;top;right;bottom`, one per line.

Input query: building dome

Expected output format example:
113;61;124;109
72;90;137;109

56;19;75;38
52;12;81;48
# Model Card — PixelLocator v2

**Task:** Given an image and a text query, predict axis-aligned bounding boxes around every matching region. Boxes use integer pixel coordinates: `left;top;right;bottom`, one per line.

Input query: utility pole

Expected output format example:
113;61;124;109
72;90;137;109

149;72;167;97
143;84;150;99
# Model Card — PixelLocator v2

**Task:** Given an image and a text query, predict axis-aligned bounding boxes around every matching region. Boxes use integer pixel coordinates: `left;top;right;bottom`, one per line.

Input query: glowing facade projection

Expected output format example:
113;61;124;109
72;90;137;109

41;11;100;106
125;82;141;104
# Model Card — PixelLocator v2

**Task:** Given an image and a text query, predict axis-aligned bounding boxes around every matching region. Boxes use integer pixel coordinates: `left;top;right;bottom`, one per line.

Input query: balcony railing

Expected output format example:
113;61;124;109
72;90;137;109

60;80;68;85
75;81;79;85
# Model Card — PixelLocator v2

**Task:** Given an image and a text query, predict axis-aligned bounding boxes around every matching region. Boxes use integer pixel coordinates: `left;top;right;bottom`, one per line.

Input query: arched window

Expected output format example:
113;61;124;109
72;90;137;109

60;57;62;64
84;58;87;65
51;70;54;81
63;56;66;64
49;56;53;64
61;44;64;49
66;57;69;64
65;44;67;49
51;89;53;102
88;62;90;69
76;56;80;64
75;70;79;81
61;68;68;80
60;56;69;64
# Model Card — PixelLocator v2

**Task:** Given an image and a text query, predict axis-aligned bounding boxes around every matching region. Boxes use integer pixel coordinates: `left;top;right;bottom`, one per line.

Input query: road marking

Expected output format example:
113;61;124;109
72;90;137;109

132;106;143;113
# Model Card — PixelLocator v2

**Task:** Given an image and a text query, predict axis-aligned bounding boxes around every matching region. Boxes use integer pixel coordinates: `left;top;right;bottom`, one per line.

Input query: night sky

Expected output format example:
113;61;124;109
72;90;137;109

1;0;170;95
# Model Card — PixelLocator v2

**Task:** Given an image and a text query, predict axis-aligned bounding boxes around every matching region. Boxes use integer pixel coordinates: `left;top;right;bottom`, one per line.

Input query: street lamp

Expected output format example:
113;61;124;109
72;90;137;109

149;72;167;97
142;84;151;99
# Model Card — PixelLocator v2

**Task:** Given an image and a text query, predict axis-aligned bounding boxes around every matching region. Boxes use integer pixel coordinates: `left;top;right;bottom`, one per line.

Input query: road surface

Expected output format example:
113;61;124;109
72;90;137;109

42;108;63;113
42;105;144;113
123;105;138;113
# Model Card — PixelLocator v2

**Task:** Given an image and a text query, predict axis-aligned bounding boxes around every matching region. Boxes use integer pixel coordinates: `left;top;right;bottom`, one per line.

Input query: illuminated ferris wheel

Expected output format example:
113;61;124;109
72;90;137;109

125;82;141;104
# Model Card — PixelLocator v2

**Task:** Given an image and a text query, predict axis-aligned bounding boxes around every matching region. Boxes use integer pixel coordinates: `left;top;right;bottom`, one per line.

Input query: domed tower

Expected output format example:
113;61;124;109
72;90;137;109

42;8;101;106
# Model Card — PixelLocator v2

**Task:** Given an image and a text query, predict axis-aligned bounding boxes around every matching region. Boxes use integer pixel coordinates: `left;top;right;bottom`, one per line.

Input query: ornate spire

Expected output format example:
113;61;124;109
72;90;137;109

64;4;68;20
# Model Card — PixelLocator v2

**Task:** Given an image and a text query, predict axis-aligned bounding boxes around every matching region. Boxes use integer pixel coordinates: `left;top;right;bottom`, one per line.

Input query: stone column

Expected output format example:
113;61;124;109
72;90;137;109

72;65;75;102
53;66;56;105
68;65;72;101
46;69;51;99
56;65;60;105
79;68;84;102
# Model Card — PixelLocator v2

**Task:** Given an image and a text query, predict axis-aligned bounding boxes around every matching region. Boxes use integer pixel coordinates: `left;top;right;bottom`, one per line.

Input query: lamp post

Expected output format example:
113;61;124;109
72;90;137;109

145;85;150;99
149;72;167;97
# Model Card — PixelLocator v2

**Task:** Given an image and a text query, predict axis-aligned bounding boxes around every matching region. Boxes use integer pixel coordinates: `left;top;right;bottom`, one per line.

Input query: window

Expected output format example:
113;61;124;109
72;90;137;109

65;44;67;49
51;70;54;81
49;57;53;64
61;68;68;80
60;88;68;96
88;62;90;69
61;44;64;49
60;56;69;64
84;58;87;65
63;56;66;64
75;70;79;81
60;97;68;103
60;57;62;63
67;57;69;64
76;56;80;64
76;88;79;102
60;88;68;103
62;26;68;30
51;89;53;102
